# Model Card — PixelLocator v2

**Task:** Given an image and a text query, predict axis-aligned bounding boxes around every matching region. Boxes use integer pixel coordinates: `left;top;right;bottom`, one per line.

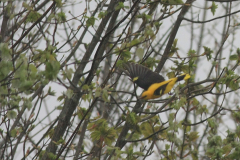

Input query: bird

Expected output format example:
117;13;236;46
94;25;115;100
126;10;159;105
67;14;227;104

206;0;238;2
123;62;190;100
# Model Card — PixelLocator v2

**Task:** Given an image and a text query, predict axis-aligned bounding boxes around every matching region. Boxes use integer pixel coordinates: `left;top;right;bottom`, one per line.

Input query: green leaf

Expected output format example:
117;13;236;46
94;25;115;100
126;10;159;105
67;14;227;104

142;57;157;68
7;110;17;119
229;143;240;158
62;67;74;80
10;128;17;137
144;25;154;37
121;50;132;59
0;60;12;79
56;105;63;110
154;21;162;29
226;130;235;143
136;13;152;21
211;2;218;16
23;99;32;110
46;129;54;138
47;45;57;51
47;152;57;159
44;60;60;80
165;144;170;150
77;107;87;120
19;80;33;91
181;65;190;73
232;111;240;123
91;130;101;141
178;97;187;107
189;131;199;142
47;87;56;96
168;121;179;132
15;58;28;80
206;135;224;158
143;14;152;21
170;97;186;110
162;0;184;5
169;113;175;123
196;104;208;115
127;112;138;125
98;11;108;19
95;87;102;97
169;39;179;57
86;16;95;27
96;69;101;77
167;72;175;79
0;43;12;60
65;89;74;98
22;2;32;10
230;54;238;61
222;144;232;155
208;118;218;129
236;126;240;138
104;128;117;145
115;2;125;10
229;80;239;90
9;96;21;108
184;120;191;133
237;48;240;55
102;88;109;102
130;39;140;46
133;151;144;156
191;149;199;160
57;12;66;22
55;0;63;7
82;84;89;91
57;94;65;102
29;64;38;78
140;122;153;138
188;49;196;56
208;135;222;146
171;103;180;110
208;118;219;134
54;137;65;145
192;98;199;106
202;46;213;61
136;48;144;59
26;11;42;23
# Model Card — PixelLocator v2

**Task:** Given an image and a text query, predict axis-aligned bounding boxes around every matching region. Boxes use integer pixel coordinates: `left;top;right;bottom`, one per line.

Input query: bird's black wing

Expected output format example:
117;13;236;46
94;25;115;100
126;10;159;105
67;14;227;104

123;63;165;90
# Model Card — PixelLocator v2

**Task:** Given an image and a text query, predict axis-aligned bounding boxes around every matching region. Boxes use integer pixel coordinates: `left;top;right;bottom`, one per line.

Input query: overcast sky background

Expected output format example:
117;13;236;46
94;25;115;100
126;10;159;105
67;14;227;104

5;0;240;159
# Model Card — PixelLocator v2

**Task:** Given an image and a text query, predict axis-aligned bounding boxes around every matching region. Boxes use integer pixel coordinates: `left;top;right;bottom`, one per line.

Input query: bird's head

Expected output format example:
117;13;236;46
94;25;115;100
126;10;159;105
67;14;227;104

183;73;191;80
140;90;160;100
140;91;149;100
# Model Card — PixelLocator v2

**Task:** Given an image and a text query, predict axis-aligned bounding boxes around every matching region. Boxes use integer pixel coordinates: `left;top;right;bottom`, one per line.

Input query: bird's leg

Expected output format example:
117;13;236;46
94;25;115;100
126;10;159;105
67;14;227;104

168;91;173;95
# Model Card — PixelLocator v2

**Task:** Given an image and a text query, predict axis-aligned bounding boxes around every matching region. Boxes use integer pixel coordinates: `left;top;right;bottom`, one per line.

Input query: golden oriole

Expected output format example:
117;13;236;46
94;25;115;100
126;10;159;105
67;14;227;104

123;63;190;100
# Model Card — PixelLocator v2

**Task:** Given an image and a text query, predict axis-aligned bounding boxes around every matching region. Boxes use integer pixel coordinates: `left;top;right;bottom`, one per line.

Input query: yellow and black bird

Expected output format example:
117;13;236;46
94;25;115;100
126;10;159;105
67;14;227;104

123;63;190;100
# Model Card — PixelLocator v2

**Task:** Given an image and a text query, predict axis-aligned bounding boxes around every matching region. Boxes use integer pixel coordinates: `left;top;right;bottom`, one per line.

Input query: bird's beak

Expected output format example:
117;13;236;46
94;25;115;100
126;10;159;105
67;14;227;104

139;95;147;100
